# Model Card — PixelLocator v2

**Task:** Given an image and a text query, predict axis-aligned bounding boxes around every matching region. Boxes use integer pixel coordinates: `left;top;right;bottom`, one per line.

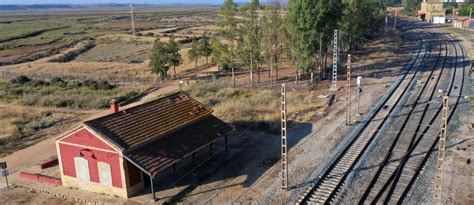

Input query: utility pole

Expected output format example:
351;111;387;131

470;8;472;19
281;84;289;190
331;29;338;91
129;0;136;38
434;95;449;204
346;54;351;126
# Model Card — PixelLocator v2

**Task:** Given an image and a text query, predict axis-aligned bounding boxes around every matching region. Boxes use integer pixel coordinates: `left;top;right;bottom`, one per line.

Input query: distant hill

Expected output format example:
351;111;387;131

0;3;215;11
0;2;288;11
0;4;74;10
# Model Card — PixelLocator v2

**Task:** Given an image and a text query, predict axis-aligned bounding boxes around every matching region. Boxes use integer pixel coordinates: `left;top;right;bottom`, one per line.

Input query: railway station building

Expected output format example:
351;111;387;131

55;92;232;198
417;0;445;22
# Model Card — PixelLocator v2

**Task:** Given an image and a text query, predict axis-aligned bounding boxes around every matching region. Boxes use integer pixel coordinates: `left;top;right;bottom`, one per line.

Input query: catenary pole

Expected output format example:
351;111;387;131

281;84;288;190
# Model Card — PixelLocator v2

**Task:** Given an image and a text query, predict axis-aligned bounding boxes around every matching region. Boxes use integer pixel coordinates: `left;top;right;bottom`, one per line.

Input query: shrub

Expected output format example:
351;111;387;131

26;80;46;87
67;80;82;89
50;77;67;87
98;81;114;90
20;116;57;136
10;75;31;84
83;79;99;89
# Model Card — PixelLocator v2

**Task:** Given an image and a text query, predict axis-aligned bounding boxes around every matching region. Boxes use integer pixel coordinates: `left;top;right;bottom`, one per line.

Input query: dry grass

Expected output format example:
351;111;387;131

3;45;208;82
0;107;74;157
0;81;142;109
0;108;56;139
184;83;325;132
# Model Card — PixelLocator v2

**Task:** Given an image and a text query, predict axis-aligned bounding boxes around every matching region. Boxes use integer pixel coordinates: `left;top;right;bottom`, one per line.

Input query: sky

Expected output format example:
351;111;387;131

0;0;230;5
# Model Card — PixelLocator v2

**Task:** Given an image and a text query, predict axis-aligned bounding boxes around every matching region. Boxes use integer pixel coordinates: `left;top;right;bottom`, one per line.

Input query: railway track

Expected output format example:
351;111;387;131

359;31;450;204
297;20;468;204
390;33;467;204
297;21;433;204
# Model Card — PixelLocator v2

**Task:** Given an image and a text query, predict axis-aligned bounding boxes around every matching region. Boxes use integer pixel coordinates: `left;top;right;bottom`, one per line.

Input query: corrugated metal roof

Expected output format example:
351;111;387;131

84;92;213;150
125;116;232;176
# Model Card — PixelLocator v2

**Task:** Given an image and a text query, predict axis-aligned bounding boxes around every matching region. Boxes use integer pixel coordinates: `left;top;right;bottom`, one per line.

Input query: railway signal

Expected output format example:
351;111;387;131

357;76;363;114
281;84;289;190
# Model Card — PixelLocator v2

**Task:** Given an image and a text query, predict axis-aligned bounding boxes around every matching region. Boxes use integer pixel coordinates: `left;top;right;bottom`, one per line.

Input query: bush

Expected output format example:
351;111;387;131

26;80;46;87
83;79;99;89
67;80;82;89
82;80;114;90
98;81;114;90
50;77;67;87
20;116;57;136
10;75;31;84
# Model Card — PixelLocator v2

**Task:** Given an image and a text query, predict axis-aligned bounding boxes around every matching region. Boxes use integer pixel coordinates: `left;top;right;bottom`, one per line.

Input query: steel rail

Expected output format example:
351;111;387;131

358;30;448;203
397;36;467;204
297;21;430;204
382;32;456;204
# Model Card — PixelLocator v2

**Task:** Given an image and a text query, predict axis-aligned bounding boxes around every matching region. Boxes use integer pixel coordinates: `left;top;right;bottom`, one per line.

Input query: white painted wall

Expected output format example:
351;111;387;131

433;17;446;24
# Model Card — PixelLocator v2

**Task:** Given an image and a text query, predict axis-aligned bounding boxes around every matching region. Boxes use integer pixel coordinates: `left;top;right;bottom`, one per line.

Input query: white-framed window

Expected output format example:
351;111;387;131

98;162;112;187
74;157;90;182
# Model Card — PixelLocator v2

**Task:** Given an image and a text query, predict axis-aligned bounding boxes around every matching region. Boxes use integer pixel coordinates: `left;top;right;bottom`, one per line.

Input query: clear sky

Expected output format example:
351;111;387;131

0;0;229;5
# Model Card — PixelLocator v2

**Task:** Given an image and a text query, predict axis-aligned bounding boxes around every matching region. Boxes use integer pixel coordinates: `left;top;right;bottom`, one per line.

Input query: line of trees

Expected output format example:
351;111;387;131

149;0;385;86
211;0;385;86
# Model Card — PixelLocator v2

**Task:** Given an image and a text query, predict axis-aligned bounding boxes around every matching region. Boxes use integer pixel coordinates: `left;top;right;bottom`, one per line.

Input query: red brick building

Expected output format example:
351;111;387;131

55;92;232;198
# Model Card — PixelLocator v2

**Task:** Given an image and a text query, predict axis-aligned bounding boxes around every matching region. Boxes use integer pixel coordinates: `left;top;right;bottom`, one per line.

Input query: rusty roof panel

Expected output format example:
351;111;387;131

124;115;232;176
84;92;213;150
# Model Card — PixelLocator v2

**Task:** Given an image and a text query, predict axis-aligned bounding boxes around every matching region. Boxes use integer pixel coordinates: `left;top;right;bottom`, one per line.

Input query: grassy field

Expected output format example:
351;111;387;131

0;107;68;157
0;78;142;109
0;7;218;66
185;83;326;133
0;108;58;139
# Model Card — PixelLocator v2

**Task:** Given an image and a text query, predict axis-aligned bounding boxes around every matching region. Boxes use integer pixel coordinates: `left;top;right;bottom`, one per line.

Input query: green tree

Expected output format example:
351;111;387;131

459;3;474;17
238;0;261;86
316;0;342;79
262;3;284;85
199;34;212;66
216;0;238;86
402;0;418;16
211;37;230;72
167;36;182;79
149;37;169;80
188;40;200;76
288;0;320;81
341;0;384;51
